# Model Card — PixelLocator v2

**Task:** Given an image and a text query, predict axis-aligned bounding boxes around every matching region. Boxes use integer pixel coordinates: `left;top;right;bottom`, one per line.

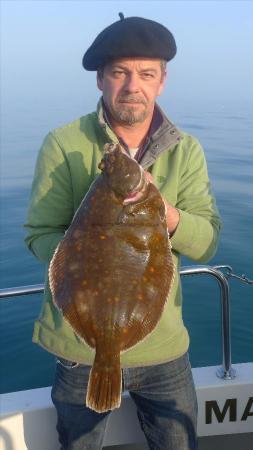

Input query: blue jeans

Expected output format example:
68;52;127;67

51;352;198;450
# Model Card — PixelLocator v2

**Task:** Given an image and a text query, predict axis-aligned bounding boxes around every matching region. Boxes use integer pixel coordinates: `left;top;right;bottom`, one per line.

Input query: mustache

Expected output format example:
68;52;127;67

117;95;147;105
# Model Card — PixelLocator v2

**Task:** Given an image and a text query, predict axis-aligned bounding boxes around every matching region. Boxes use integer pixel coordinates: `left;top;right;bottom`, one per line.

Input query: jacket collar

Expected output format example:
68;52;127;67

96;98;182;169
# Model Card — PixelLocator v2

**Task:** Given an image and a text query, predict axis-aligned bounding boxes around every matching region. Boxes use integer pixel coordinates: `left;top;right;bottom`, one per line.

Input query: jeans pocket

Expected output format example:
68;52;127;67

56;357;79;369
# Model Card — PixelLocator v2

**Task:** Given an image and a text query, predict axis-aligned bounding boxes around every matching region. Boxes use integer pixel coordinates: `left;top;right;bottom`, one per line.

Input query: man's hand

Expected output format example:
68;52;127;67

144;171;180;236
164;201;180;236
144;171;155;184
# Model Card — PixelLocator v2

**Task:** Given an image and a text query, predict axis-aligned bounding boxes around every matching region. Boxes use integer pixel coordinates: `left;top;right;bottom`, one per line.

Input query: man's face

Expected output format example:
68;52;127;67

97;58;166;126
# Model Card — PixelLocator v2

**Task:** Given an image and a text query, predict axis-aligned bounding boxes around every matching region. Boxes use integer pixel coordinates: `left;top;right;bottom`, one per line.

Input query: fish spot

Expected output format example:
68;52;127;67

73;230;82;239
77;303;88;313
149;266;155;273
114;296;120;303
122;327;128;334
69;262;80;272
90;337;96;346
137;294;144;300
82;279;88;286
99;235;106;240
76;291;86;301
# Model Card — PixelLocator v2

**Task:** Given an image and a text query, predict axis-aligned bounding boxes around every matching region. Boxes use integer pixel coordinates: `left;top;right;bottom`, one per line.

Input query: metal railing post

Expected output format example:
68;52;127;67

0;284;44;298
180;265;236;380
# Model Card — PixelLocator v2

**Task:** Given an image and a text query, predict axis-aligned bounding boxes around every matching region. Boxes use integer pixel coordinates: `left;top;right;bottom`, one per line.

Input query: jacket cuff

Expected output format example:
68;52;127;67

170;209;216;262
31;233;64;264
170;209;195;254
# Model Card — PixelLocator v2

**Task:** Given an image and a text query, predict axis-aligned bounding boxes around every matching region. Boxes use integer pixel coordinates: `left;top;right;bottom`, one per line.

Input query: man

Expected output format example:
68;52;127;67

25;14;221;450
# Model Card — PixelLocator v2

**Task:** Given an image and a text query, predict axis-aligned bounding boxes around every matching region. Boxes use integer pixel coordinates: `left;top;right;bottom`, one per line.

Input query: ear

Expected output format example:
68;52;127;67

157;70;167;96
97;72;103;91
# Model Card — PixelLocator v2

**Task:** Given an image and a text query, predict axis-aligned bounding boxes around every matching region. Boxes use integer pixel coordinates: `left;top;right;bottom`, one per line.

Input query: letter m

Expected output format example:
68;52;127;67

206;399;237;424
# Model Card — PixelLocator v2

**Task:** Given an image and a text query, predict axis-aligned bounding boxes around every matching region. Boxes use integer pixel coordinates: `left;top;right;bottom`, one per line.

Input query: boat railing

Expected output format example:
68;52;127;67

0;264;238;380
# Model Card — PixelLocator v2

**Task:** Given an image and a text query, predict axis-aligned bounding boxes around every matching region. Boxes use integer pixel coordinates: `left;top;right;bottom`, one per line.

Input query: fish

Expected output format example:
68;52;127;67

49;143;175;413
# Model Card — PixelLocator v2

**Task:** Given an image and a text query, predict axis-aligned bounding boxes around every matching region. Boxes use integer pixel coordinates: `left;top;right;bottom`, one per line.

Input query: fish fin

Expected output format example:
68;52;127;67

49;241;69;309
49;242;92;344
86;352;121;413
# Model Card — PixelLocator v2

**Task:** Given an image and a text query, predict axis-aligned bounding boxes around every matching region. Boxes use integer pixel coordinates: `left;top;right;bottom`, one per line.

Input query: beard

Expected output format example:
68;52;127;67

109;95;149;125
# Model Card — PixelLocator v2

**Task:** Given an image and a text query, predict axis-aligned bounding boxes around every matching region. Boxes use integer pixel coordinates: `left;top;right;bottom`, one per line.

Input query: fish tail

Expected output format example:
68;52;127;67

86;352;122;413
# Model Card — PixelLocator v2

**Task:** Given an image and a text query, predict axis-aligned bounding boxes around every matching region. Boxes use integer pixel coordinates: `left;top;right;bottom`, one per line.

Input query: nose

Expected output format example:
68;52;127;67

123;73;140;94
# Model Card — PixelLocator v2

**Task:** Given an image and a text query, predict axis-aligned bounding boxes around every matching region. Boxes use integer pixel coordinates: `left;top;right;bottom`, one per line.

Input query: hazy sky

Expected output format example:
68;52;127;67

1;0;253;110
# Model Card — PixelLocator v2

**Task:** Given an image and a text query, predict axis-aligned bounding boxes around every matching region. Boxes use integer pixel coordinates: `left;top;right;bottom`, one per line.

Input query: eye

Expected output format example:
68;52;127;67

112;70;125;78
142;72;155;79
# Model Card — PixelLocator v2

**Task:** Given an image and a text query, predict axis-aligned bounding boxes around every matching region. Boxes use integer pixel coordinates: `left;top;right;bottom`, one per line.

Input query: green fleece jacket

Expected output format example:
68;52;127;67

24;100;222;367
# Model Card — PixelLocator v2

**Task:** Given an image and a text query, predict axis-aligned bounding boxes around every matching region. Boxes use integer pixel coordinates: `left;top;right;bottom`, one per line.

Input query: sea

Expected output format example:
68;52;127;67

0;95;252;394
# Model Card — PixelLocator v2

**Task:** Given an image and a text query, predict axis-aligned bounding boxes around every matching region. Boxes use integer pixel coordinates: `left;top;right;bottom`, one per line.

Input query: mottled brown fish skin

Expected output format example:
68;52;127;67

49;143;174;413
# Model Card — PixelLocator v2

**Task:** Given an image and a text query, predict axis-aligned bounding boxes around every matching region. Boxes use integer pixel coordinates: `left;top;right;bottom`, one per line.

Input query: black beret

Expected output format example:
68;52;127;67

82;13;177;70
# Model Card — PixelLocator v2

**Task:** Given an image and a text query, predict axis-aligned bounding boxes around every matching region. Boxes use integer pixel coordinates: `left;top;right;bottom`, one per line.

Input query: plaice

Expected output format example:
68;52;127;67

49;143;175;413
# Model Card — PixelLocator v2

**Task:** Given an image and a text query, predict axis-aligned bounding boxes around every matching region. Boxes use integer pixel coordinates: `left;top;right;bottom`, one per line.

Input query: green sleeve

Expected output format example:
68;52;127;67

170;138;222;263
24;132;74;263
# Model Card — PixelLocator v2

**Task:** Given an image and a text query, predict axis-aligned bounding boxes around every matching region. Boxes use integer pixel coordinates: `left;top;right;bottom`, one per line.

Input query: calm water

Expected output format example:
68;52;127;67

1;97;252;394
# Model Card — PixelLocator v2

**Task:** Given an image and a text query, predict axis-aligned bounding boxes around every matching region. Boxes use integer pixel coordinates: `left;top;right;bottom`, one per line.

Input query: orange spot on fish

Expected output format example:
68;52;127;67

137;294;144;300
122;328;128;334
114;296;120;302
149;266;155;273
82;279;88;286
99;235;106;240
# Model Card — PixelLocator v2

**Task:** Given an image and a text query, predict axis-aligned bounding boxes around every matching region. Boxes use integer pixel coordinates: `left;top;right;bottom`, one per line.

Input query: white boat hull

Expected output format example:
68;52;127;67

1;363;252;450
